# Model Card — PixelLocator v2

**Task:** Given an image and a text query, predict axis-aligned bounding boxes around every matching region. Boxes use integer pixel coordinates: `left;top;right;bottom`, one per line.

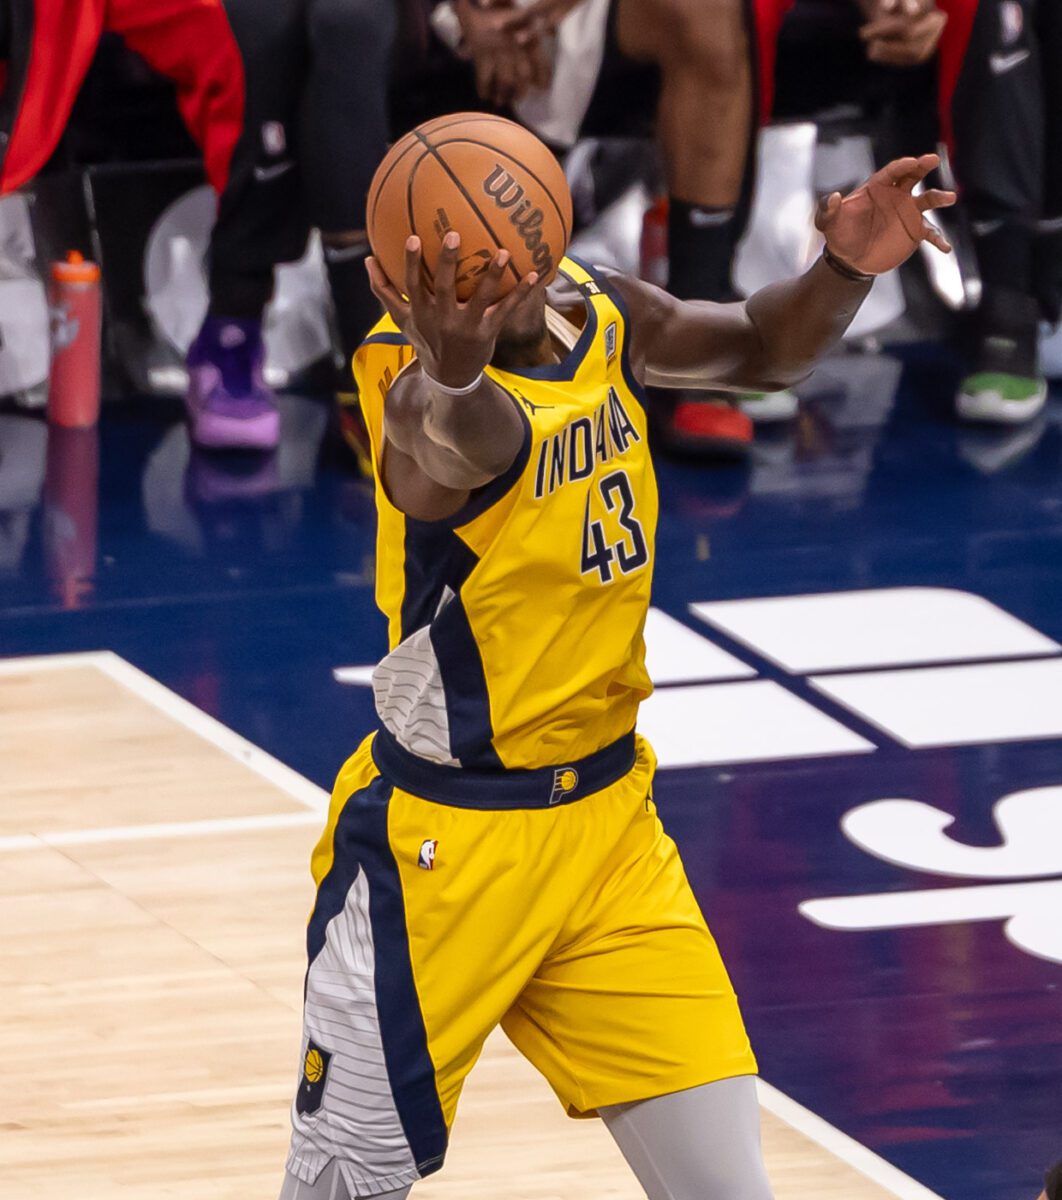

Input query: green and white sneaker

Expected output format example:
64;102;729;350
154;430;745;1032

956;371;1048;425
737;388;799;424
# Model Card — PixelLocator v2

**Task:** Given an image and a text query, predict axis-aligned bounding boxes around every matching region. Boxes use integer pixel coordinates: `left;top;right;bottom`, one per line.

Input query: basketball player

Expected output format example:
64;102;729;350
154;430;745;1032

278;138;955;1198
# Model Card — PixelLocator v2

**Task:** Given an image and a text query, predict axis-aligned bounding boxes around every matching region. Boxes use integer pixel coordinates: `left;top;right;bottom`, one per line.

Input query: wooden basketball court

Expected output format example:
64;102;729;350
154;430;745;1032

0;653;939;1200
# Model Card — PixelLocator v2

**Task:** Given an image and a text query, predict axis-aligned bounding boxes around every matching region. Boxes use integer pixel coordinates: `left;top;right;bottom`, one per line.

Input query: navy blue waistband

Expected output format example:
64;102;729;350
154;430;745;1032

370;727;637;810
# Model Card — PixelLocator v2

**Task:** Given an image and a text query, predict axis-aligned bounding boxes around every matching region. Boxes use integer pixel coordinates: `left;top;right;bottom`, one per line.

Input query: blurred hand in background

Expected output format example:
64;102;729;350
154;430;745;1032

859;0;948;66
455;0;547;107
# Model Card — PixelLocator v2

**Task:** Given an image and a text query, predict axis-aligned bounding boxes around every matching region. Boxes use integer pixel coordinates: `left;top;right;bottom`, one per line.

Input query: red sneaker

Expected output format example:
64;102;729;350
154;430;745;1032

662;396;754;458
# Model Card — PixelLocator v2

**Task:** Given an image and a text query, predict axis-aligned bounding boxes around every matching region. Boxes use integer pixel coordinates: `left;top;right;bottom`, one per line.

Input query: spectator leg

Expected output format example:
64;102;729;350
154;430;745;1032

615;0;754;302
304;0;399;383
951;0;1043;362
208;0;310;321
1034;0;1062;323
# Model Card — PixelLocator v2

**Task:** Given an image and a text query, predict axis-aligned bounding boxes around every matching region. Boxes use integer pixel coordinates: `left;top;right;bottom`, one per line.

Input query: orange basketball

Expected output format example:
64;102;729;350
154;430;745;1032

366;113;573;301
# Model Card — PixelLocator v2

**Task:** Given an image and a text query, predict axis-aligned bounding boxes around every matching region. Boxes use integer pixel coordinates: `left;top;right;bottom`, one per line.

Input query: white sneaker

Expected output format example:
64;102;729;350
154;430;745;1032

737;389;800;424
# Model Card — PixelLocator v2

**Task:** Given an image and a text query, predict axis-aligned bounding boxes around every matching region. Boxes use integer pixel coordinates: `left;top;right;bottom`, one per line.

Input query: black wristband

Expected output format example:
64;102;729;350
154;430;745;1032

822;245;875;285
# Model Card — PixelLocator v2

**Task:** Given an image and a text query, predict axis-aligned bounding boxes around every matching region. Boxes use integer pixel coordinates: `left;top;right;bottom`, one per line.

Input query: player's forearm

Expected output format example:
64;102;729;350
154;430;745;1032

422;375;523;478
742;256;872;389
385;367;524;491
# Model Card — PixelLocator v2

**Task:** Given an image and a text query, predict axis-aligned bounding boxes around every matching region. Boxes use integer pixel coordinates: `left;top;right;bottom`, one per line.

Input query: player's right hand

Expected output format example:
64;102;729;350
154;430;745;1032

366;233;540;390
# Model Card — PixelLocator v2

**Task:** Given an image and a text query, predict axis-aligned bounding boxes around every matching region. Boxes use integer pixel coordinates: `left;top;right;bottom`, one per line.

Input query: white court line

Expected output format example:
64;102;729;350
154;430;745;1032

0;650;329;814
1;651;946;1200
757;1081;945;1200
0;650;109;676
0;810;321;853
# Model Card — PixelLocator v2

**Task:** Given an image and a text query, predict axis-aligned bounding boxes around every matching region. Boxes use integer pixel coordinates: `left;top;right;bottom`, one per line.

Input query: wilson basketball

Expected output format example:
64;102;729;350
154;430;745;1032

366;113;573;301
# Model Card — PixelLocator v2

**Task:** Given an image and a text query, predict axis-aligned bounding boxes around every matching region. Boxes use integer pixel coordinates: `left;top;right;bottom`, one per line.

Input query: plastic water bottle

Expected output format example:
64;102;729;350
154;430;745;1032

48;251;102;428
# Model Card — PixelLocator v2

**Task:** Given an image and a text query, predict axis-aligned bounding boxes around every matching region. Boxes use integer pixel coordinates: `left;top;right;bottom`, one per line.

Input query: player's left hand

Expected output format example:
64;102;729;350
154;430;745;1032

815;154;956;276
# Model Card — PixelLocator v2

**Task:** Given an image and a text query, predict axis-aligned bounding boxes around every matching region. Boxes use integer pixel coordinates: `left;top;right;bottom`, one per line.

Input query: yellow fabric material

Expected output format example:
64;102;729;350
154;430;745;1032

314;733;757;1126
353;258;657;769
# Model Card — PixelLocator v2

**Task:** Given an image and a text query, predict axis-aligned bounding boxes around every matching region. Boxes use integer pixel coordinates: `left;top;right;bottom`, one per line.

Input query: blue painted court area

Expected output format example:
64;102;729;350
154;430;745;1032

1;347;1060;1200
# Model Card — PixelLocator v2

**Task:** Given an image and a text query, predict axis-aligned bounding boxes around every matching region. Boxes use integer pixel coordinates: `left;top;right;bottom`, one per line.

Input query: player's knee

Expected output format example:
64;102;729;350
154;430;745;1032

309;0;396;57
653;0;749;86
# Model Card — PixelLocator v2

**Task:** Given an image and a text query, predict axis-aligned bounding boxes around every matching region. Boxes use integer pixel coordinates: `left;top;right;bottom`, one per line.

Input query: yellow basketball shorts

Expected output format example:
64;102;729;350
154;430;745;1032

285;728;756;1197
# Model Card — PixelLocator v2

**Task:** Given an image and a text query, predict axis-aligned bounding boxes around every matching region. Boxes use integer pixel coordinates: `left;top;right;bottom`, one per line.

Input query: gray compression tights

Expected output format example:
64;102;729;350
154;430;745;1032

279;1168;410;1200
279;1074;772;1200
601;1075;774;1200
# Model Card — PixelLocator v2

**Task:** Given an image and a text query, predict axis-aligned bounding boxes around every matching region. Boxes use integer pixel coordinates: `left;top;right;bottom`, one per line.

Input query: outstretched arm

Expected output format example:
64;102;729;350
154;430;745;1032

613;155;955;393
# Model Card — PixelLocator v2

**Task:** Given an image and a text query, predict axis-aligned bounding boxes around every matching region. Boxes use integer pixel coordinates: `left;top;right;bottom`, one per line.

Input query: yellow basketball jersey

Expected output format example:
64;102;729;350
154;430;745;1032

354;257;657;771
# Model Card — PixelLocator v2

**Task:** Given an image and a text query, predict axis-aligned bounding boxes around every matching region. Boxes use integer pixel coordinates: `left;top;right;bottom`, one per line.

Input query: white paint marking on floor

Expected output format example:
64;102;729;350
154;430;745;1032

333;607;756;690
840;789;1062;879
811;657;1062;747
639;679;875;767
333;664;376;686
0;650;953;1200
645;607;756;683
800;878;1062;965
801;877;1062;931
757;1081;946;1200
693;587;1060;673
0;810;322;854
3;650;329;812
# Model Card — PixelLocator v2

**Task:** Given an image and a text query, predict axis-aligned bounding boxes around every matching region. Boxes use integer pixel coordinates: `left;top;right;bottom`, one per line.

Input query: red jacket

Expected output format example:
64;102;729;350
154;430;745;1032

0;0;244;194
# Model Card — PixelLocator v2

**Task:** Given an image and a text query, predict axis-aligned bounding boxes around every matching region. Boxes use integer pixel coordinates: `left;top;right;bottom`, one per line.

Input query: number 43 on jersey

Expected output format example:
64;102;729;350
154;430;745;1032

581;470;649;583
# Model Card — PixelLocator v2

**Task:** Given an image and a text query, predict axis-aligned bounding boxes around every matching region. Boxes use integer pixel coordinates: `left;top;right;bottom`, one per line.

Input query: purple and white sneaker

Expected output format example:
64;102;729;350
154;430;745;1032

185;317;280;451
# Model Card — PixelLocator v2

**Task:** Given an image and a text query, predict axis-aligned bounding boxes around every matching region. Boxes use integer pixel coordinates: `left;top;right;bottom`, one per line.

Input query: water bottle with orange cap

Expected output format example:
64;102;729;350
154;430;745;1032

48;250;102;428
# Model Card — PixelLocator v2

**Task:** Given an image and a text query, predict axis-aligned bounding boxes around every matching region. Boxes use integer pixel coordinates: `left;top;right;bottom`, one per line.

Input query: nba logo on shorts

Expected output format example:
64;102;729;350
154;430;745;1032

605;322;618;364
418;839;438;870
549;768;579;805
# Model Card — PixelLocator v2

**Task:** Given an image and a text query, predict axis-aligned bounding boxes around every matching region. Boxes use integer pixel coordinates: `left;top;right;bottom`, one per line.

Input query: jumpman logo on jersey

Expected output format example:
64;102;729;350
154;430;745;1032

518;393;555;416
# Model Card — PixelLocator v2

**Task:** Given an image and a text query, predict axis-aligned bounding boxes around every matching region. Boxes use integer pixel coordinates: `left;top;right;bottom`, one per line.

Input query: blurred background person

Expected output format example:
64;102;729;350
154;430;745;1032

403;0;764;455
945;0;1062;425
186;0;398;456
0;0;398;464
0;0;242;199
432;0;1061;452
672;0;1062;444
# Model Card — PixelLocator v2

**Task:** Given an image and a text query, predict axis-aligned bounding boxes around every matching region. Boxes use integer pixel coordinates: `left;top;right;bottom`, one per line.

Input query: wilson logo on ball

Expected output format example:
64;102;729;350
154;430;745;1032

482;165;554;276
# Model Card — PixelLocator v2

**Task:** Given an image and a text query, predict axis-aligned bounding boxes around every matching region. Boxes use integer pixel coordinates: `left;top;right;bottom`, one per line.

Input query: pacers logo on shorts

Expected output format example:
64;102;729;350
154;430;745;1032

549;767;580;806
295;1040;332;1116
